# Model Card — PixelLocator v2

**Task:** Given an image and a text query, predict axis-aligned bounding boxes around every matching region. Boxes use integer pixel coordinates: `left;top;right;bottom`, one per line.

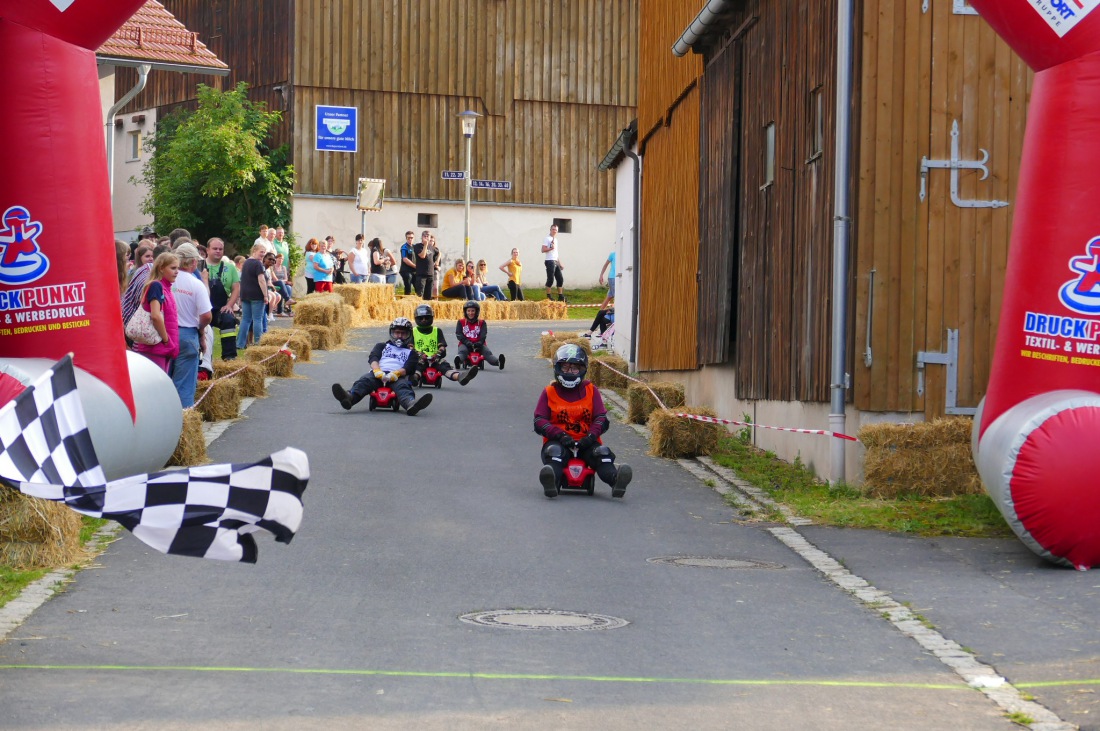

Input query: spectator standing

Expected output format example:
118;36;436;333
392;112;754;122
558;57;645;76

399;231;417;295
202;237;241;360
171;244;213;407
313;239;336;293
499;247;524;301
414;230;435;300
598;250;616;310
382;243;399;285
348;234;369;283
368;238;387;283
303;238;318;294
542;223;565;302
133;252;181;373
254;224;271;253
273;226;290;263
236;243;270;351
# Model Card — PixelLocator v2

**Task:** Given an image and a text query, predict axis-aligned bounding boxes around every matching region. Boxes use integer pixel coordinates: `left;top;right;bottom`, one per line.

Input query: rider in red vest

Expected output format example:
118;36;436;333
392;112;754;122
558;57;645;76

455;300;505;369
533;344;632;498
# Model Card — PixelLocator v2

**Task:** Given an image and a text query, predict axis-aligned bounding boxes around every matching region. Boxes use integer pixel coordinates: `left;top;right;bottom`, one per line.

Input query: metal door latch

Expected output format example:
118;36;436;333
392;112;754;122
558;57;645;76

919;120;1009;209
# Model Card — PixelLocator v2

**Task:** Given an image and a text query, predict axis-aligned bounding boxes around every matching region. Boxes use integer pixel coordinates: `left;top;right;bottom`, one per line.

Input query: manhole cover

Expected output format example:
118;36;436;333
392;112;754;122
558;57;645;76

459;609;629;631
647;556;785;570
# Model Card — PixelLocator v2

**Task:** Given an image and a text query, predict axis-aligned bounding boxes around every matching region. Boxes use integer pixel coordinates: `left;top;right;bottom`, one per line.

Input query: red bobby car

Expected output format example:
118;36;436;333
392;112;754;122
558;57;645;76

421;361;444;388
368;386;401;412
554;447;596;496
455;349;485;370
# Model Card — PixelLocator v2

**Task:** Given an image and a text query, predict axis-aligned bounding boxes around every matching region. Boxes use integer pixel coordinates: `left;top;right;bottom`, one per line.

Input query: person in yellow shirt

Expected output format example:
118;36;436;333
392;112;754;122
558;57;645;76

440;259;478;300
498;247;524;301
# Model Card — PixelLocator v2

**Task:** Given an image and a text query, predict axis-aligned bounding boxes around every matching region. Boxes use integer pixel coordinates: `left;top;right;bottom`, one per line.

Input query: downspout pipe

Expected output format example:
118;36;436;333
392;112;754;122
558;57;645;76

625;149;642;371
105;63;151;197
672;0;733;57
829;0;855;485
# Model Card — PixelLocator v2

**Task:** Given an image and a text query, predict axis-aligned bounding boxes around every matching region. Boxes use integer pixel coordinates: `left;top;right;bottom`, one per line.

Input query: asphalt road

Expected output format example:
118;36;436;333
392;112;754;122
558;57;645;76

0;321;1060;730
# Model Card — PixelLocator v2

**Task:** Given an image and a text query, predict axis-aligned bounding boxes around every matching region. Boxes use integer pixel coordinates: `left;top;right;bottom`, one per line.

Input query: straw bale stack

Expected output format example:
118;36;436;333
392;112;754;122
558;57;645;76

244;346;294;377
302;324;335;351
540;332;562;357
648;407;722;458
260;329;312;362
860;418;981;497
589;354;630;390
333;284;366;310
212;360;266;398
539;300;568;319
293;293;343;326
363;283;396;305
194;377;241;422
626;381;686;424
0;490;84;569
166;408;207;467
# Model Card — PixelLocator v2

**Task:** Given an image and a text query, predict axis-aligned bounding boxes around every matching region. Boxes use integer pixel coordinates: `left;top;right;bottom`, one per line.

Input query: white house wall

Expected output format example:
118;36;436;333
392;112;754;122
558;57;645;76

611;147;637;366
110;106;157;241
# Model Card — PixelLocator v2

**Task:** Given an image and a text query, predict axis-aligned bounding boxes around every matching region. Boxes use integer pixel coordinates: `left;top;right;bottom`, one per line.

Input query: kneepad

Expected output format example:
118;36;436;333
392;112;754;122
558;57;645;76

592;445;614;461
542;442;565;461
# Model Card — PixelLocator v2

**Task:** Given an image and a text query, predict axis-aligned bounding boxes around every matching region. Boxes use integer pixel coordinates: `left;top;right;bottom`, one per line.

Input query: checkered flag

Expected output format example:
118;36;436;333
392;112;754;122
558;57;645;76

0;356;309;563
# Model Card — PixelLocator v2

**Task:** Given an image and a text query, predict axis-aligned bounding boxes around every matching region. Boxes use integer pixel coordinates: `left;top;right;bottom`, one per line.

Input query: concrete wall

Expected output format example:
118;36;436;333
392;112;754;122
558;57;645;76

289;195;616;291
109;106;156;242
649;364;922;485
609;149;637;366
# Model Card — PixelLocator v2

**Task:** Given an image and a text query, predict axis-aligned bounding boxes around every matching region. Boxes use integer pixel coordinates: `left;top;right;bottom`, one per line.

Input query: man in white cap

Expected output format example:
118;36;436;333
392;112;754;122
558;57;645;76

171;242;213;408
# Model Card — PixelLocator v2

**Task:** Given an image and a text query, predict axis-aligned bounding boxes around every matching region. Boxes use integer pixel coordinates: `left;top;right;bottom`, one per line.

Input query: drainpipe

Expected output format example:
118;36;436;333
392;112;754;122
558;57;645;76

672;0;733;57
105;63;151;197
829;0;855;485
625;149;642;371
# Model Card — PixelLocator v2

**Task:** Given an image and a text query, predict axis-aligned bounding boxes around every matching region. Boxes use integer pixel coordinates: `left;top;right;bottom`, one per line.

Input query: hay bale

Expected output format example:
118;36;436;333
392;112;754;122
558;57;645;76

194;377;242;422
303;324;334;350
293;293;342;326
212;359;266;398
244;346;294;377
259;329;312;362
626;381;685;424
540;332;562;357
539;300;568;320
0;487;84;569
590;354;629;390
333;284;366;309
648;407;722;458
167;408;207;467
363;283;396;306
860;418;980;497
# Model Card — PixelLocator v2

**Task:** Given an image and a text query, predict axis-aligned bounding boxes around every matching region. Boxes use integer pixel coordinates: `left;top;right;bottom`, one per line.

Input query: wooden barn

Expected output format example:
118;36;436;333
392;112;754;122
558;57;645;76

110;0;638;280
620;0;1031;482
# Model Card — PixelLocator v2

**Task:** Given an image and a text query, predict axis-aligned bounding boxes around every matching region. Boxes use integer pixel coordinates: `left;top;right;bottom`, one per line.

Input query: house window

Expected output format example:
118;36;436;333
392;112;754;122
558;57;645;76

763;122;776;188
552;218;572;233
809;87;824;162
417;213;438;228
128;130;142;161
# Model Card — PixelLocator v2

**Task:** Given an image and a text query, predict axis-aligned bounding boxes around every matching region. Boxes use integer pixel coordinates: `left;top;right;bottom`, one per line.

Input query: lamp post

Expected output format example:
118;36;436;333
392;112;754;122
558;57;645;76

458;110;481;264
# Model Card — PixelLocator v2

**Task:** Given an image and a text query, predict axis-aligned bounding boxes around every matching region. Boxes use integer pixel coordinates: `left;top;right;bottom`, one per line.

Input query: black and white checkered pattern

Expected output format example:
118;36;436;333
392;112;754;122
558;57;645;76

0;356;309;563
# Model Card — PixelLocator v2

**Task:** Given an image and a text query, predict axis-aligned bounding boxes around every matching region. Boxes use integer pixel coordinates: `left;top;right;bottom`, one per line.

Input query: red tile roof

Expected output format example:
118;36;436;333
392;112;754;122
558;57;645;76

97;0;227;73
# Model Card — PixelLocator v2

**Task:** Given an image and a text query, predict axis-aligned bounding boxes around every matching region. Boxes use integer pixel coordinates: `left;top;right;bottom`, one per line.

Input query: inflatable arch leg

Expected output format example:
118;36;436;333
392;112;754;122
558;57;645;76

969;0;1100;568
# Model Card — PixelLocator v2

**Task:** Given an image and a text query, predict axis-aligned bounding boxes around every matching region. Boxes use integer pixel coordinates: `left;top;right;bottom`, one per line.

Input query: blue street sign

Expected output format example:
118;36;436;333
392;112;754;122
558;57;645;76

441;170;466;180
471;179;512;190
315;105;358;152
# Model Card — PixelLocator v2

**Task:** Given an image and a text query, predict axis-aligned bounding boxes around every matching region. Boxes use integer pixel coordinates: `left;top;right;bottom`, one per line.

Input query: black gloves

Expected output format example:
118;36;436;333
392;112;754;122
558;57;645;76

558;433;576;449
578;434;598;451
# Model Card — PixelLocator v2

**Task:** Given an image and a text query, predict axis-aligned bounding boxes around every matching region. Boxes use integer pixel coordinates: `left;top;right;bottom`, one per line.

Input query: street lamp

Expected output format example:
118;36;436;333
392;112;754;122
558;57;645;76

457;110;481;263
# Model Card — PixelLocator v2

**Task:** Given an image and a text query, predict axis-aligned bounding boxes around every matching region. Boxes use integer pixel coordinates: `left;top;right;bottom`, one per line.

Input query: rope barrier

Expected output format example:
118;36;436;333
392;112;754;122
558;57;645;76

192;341;294;408
589;359;859;443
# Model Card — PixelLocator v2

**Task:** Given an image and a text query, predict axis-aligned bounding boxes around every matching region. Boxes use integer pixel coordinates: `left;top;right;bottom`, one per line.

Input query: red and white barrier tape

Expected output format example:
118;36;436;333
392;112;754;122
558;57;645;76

193;341;295;408
589;358;859;442
674;413;859;442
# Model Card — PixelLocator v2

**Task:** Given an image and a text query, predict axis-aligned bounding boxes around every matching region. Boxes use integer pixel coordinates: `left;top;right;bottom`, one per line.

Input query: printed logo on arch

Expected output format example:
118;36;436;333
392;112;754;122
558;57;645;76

1028;0;1100;37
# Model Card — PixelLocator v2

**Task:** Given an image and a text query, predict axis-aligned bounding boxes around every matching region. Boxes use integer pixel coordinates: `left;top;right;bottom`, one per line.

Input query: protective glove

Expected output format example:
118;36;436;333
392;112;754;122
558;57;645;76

558;433;576;450
578;434;598;451
384;371;399;384
373;368;385;380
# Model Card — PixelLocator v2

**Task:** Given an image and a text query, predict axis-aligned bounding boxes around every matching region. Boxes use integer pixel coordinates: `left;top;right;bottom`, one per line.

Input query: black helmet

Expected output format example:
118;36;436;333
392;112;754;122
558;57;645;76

389;317;413;347
463;300;480;320
414;304;434;329
553;343;588;388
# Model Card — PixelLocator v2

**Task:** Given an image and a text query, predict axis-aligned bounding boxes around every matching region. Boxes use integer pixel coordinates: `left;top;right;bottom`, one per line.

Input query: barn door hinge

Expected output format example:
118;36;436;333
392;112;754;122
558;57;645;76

919;120;1009;209
916;329;976;415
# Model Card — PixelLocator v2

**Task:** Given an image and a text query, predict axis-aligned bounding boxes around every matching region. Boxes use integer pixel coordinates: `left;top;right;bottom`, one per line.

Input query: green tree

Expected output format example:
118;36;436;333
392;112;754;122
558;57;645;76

136;82;295;259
